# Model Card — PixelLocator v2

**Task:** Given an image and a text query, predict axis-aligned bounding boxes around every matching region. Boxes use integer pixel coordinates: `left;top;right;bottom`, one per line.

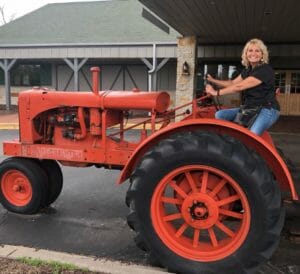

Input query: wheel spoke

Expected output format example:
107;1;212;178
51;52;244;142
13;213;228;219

163;213;182;221
185;171;198;193
161;196;183;205
169;181;188;199
217;194;240;207
200;171;209;193
209;178;227;198
219;208;243;219
208;228;218;247
215;221;235;238
175;223;189;238
193;229;200;247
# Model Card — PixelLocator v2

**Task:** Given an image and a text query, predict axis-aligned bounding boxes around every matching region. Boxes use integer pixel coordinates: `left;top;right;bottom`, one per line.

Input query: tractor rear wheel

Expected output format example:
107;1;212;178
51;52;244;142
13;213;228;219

126;131;284;274
0;157;48;214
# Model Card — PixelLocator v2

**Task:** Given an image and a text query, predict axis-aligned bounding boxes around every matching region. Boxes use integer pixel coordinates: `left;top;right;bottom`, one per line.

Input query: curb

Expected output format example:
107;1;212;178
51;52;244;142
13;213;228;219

0;245;167;274
0;123;19;130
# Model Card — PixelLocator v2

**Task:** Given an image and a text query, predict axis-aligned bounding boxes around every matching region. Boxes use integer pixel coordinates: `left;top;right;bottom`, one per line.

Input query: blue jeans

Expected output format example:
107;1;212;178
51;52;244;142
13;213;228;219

215;107;280;135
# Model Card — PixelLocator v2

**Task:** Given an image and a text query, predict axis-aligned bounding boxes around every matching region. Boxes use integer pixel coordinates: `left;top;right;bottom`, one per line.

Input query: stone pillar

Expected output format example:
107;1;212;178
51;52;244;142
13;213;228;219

175;36;197;118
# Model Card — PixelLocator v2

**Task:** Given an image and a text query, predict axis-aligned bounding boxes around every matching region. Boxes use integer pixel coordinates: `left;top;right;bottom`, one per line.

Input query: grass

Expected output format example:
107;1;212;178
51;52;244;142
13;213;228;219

17;257;90;274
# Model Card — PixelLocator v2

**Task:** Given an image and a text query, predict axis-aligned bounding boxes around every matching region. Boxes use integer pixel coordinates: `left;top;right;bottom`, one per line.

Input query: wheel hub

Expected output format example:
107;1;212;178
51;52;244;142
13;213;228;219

12;184;22;192
1;170;33;206
12;178;25;193
190;202;209;220
182;193;219;229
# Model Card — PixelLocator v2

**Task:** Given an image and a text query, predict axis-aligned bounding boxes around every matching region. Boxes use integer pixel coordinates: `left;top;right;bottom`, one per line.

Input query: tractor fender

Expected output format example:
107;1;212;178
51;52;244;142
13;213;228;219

118;118;298;201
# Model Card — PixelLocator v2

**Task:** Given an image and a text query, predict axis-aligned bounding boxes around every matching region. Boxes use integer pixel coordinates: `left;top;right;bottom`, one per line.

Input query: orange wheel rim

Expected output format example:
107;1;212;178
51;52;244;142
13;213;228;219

1;169;32;206
151;165;251;262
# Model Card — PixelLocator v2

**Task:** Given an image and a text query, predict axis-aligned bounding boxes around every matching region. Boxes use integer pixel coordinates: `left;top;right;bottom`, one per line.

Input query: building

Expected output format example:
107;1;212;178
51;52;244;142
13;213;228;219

140;0;300;116
0;0;300;115
0;0;179;109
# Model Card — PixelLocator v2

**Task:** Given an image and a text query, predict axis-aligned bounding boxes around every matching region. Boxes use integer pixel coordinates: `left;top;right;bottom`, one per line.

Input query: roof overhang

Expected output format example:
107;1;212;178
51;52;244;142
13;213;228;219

139;0;300;44
0;43;177;59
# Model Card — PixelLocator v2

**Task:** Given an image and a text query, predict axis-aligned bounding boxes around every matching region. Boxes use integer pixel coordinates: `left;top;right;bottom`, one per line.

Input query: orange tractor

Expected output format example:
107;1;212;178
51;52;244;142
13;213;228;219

0;67;299;274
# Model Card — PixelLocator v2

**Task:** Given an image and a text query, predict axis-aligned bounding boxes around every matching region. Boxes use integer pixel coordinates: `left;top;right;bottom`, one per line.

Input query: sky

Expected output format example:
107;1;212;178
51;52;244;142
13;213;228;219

0;0;103;24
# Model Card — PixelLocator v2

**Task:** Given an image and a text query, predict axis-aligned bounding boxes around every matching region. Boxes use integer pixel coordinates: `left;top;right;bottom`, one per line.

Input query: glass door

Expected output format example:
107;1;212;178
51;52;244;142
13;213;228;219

275;70;300;115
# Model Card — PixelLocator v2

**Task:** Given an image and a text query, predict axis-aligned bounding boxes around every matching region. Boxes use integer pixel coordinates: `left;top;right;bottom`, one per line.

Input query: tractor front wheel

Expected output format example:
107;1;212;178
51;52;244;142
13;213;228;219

0;157;48;214
126;131;284;274
36;160;63;206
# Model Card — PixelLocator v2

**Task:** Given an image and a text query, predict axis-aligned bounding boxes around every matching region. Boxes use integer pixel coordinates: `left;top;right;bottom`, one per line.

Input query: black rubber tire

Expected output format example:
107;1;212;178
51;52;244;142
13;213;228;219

0;157;48;214
37;160;63;206
126;131;284;274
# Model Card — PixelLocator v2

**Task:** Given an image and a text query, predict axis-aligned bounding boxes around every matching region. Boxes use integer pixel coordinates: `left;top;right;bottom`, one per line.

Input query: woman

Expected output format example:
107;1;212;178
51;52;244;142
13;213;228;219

205;38;280;135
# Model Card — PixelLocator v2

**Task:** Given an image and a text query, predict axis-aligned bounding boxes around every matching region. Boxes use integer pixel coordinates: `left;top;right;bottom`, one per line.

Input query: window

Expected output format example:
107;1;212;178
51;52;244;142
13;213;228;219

10;64;52;87
11;65;40;86
290;72;300;94
0;70;4;85
274;72;286;93
274;70;300;94
196;62;242;92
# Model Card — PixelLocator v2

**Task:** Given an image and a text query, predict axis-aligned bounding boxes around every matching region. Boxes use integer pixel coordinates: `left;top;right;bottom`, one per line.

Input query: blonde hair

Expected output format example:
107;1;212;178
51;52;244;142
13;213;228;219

241;38;269;67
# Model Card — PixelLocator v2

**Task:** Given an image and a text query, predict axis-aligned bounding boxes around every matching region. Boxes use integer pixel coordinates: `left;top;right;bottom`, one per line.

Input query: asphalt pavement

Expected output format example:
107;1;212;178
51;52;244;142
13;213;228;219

0;129;299;274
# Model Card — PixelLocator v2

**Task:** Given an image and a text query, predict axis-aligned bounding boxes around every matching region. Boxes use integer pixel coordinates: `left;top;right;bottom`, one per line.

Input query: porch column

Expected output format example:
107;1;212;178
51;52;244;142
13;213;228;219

142;57;170;91
64;58;88;91
0;59;17;110
175;36;197;117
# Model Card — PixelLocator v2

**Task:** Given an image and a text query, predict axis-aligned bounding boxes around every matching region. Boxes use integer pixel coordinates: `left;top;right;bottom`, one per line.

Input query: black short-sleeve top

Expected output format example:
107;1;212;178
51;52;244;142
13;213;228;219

240;64;280;110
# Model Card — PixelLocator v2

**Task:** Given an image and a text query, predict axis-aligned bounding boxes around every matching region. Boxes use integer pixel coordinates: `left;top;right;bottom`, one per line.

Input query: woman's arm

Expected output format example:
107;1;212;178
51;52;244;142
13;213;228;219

206;76;262;96
207;74;243;88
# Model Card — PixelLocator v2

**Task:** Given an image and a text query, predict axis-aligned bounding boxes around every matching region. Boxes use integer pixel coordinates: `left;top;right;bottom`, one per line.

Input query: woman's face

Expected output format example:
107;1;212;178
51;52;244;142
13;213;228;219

246;44;263;65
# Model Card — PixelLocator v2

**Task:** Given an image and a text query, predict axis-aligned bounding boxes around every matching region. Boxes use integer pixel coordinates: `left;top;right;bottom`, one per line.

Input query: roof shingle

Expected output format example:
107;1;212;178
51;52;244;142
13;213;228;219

0;0;178;45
